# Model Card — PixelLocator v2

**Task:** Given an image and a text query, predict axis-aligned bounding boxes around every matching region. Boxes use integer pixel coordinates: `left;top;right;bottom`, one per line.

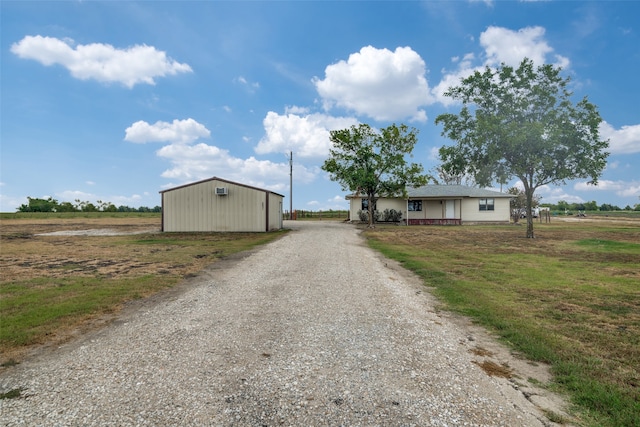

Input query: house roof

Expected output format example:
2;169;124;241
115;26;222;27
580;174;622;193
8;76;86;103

407;184;512;199
346;184;512;199
159;176;285;198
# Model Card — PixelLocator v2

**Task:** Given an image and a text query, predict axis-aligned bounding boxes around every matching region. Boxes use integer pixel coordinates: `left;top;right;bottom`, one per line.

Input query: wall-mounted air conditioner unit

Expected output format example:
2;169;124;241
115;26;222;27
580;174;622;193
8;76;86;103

215;187;228;196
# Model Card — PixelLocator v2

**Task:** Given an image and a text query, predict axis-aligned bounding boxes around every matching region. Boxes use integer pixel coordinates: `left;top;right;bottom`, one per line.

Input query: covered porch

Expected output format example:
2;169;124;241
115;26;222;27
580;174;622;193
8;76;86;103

407;198;462;225
408;218;461;225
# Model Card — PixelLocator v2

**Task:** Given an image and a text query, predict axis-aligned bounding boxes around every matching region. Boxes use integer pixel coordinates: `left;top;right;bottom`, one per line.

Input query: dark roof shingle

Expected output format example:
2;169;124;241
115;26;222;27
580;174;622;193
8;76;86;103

346;184;512;199
407;184;512;198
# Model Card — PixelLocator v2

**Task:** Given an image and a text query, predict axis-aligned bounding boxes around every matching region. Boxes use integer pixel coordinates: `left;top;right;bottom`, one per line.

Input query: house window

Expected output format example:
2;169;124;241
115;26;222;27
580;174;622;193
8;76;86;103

408;200;422;211
361;199;376;211
479;198;495;211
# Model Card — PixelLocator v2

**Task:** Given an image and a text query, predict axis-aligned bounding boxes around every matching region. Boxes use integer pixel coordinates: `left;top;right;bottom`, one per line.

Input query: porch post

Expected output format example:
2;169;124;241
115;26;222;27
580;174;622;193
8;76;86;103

406;198;409;226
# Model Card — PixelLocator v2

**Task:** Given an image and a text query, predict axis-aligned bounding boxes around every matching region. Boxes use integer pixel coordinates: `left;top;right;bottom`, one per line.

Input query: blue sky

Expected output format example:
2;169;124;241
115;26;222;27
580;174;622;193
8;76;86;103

2;1;639;212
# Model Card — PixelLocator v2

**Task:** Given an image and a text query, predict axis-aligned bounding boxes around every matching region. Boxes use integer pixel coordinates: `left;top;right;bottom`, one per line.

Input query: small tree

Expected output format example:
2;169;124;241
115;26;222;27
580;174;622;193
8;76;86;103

583;200;598;211
57;201;78;212
81;202;98;212
429;163;478;187
507;187;541;223
322;123;428;227
599;203;620;212
17;197;59;212
436;58;609;238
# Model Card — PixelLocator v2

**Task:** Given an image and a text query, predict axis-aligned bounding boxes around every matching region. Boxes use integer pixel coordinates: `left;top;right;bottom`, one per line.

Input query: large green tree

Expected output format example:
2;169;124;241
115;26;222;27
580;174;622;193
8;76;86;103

435;58;609;238
322;123;428;227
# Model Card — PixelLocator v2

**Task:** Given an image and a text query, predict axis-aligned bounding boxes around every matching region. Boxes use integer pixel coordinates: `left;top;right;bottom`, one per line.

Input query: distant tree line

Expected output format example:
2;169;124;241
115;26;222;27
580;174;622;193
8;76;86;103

545;200;638;212
17;197;161;213
505;188;639;219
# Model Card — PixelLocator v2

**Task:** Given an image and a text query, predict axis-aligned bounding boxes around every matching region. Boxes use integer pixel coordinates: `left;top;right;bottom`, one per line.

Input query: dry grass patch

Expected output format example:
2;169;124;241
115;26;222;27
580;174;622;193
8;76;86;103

0;215;286;363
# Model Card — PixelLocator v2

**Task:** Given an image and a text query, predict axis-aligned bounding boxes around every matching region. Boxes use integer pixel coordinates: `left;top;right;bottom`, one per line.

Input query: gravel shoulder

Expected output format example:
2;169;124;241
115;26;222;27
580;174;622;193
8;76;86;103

1;221;571;426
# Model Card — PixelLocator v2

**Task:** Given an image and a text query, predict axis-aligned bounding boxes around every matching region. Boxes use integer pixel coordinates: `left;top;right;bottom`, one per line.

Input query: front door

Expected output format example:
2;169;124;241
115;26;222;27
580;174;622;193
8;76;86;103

445;200;455;218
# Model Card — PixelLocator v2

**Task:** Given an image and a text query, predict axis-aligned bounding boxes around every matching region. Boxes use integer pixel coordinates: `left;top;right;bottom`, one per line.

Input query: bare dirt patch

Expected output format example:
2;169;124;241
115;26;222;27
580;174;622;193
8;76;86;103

1;217;163;282
472;360;514;378
1;216;160;236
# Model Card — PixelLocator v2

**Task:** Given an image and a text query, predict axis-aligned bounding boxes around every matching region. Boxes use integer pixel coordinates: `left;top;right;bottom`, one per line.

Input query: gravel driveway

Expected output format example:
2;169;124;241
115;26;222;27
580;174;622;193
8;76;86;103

1;221;563;426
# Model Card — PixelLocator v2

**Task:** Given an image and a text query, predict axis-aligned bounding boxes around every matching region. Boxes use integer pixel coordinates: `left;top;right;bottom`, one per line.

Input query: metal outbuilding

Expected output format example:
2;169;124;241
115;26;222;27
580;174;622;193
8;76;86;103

160;177;284;232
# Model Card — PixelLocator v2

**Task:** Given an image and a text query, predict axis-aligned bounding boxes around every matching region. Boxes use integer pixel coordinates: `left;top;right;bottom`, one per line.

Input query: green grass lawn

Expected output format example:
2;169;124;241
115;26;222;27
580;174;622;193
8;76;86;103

365;222;639;427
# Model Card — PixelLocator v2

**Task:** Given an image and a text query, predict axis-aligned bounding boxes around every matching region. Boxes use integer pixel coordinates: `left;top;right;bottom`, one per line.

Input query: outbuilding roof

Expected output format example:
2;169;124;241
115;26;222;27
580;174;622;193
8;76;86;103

159;176;285;198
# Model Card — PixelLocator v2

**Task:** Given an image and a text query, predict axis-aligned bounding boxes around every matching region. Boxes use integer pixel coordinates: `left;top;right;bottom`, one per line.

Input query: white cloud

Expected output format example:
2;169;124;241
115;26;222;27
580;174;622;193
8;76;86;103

122;117;319;195
11;35;192;88
108;194;146;207
0;194;24;212
56;190;97;202
536;185;585;204
124;118;211;145
434;26;570;107
620;185;640;198
256;111;358;159
431;56;480;106
314;46;431;122
318;196;350;211
469;0;494;6
480;26;569;68
599;121;640;154
285;105;310;115
428;146;441;161
574;180;640;198
55;190;149;208
234;76;260;92
156;142;316;191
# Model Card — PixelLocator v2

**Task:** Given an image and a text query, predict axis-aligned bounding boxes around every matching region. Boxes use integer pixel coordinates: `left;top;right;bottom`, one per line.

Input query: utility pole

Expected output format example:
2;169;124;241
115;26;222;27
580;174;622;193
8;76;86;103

289;151;293;220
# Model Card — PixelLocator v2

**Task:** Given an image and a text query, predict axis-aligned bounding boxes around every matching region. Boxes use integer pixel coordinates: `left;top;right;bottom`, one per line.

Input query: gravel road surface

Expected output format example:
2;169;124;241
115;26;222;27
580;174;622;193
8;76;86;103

1;221;564;426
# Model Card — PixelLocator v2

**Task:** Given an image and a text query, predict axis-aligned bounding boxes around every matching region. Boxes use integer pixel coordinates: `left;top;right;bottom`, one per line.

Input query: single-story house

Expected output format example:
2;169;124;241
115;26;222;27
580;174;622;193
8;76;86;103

347;184;513;225
160;177;284;232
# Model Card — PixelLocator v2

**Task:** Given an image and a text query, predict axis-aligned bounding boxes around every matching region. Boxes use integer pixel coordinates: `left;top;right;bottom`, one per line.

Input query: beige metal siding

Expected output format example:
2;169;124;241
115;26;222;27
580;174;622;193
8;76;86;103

429;200;443;218
460;198;510;222
349;197;405;221
267;192;283;231
349;198;360;221
162;179;284;232
376;198;405;216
